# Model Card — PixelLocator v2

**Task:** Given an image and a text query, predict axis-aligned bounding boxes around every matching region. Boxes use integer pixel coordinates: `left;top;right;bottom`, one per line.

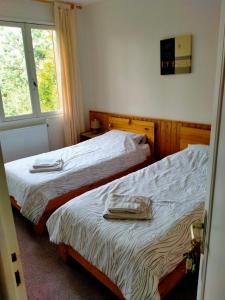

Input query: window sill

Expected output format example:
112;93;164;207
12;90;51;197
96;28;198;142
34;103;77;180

0;113;63;131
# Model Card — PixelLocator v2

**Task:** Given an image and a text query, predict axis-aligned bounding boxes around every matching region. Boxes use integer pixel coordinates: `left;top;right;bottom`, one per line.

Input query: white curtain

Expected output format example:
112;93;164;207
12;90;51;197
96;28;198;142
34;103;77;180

54;2;84;146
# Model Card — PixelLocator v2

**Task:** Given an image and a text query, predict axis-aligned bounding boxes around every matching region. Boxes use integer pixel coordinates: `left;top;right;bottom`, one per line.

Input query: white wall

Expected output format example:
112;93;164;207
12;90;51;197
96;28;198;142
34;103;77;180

77;0;221;126
0;0;53;24
0;0;65;150
47;115;65;150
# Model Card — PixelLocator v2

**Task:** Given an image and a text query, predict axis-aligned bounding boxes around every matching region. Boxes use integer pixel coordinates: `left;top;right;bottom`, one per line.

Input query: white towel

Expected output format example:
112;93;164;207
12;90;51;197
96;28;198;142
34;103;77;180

33;158;63;169
106;194;148;214
103;194;152;220
30;160;64;173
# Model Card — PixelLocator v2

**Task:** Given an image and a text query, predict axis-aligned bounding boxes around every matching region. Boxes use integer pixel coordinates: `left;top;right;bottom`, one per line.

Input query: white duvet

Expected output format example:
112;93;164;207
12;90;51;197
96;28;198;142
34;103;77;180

47;145;209;300
5;130;150;224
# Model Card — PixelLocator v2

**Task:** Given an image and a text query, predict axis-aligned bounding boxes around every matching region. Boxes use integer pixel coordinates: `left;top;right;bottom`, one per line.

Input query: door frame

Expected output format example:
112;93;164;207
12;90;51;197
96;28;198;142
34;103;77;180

197;0;225;298
0;144;27;300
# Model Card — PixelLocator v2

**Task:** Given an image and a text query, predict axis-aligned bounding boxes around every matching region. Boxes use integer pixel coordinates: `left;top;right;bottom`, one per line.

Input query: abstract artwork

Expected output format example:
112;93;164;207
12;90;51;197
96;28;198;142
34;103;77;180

160;35;192;75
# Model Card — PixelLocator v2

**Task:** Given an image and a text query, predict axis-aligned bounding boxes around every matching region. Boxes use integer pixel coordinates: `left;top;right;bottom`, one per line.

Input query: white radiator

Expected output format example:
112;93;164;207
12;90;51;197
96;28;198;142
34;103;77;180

0;124;49;162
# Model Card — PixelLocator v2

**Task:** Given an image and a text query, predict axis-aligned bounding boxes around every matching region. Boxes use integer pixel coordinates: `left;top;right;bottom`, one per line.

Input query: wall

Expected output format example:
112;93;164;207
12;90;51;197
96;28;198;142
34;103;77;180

77;0;221;127
0;0;65;150
0;0;53;24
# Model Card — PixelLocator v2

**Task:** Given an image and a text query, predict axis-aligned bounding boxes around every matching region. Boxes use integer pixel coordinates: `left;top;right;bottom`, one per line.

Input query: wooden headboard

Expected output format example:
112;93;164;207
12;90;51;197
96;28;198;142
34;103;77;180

89;111;211;159
180;126;211;150
108;116;155;148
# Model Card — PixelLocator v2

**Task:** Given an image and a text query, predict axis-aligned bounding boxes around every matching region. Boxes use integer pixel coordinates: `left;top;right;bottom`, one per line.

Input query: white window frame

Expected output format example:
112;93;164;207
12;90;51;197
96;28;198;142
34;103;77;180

0;20;62;123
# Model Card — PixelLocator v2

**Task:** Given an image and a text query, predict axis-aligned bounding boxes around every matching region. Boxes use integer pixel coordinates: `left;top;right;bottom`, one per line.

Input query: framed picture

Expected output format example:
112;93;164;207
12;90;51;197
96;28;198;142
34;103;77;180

160;35;192;75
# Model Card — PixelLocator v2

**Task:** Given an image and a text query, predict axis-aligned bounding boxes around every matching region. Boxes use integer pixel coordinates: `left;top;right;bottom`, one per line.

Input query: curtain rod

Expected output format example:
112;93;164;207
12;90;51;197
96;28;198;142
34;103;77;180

33;0;82;9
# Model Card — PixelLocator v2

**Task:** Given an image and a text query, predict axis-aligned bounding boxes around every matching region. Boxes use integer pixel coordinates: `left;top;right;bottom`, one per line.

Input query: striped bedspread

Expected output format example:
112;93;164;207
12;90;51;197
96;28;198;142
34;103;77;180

47;145;209;300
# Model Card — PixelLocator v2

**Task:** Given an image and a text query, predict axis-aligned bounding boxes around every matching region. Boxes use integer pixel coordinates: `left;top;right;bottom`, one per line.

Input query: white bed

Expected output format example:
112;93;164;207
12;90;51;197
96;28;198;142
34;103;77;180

5;130;150;226
47;145;209;300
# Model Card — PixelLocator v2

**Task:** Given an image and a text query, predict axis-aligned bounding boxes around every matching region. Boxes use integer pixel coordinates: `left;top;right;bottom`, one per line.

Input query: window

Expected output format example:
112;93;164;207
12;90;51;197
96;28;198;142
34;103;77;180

0;26;32;118
0;22;60;121
31;28;59;113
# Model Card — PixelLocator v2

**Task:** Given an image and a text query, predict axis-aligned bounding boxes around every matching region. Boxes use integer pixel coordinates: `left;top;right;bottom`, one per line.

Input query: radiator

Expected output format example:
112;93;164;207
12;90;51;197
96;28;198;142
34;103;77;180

0;124;49;162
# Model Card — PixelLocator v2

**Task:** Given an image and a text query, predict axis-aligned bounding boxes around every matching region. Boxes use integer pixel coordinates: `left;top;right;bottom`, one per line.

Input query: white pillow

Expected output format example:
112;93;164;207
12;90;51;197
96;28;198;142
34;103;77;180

188;144;209;151
104;130;147;144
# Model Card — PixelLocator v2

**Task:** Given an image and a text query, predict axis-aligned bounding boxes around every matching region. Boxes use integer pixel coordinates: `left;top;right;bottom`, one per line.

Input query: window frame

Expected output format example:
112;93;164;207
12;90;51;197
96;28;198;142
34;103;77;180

0;20;61;123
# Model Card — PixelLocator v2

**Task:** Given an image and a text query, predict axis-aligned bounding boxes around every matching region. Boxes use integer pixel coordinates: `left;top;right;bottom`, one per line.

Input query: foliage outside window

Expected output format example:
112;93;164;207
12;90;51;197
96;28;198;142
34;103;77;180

0;26;32;117
32;29;59;113
0;22;60;121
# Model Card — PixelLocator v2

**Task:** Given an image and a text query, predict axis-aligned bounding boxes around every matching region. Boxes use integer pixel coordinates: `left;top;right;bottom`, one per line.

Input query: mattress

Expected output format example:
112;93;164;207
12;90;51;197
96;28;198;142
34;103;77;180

47;145;209;300
5;130;150;224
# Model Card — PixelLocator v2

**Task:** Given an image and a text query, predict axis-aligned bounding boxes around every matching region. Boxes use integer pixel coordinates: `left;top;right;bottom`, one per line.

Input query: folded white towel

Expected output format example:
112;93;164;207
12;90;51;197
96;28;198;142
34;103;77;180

30;160;64;173
109;202;143;214
103;194;152;220
106;194;149;214
103;210;152;220
33;158;63;169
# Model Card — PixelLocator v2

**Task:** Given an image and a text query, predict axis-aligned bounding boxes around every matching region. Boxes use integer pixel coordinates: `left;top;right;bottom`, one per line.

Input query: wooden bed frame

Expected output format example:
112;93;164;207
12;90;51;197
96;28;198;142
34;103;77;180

55;125;211;299
58;244;186;299
11;116;155;235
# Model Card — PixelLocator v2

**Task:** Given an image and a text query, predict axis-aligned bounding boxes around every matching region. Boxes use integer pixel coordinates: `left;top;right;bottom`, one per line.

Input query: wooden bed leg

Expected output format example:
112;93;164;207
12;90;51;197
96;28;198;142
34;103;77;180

34;222;47;235
58;244;68;262
34;210;53;235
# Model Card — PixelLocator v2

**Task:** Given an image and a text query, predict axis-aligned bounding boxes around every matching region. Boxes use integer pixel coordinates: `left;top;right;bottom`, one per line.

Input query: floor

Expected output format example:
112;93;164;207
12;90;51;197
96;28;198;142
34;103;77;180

14;210;198;300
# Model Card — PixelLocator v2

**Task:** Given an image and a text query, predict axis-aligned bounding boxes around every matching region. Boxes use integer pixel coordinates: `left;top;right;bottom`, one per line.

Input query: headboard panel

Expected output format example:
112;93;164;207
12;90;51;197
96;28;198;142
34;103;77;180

89;111;211;159
180;126;211;150
108;117;155;147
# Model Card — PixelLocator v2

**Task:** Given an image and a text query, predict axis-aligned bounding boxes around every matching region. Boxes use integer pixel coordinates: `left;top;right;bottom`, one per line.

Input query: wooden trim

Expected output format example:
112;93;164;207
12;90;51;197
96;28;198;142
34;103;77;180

90;110;210;127
11;158;152;235
59;244;186;299
90;110;211;159
180;126;211;150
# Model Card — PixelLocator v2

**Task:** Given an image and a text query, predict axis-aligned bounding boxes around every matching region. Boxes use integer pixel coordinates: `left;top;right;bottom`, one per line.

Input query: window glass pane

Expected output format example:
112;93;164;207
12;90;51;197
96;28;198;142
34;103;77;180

0;26;32;117
31;29;59;113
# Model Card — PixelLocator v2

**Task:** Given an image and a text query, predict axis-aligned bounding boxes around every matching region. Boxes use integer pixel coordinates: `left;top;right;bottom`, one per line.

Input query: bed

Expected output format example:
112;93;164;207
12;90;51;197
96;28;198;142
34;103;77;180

6;116;155;234
46;126;211;299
